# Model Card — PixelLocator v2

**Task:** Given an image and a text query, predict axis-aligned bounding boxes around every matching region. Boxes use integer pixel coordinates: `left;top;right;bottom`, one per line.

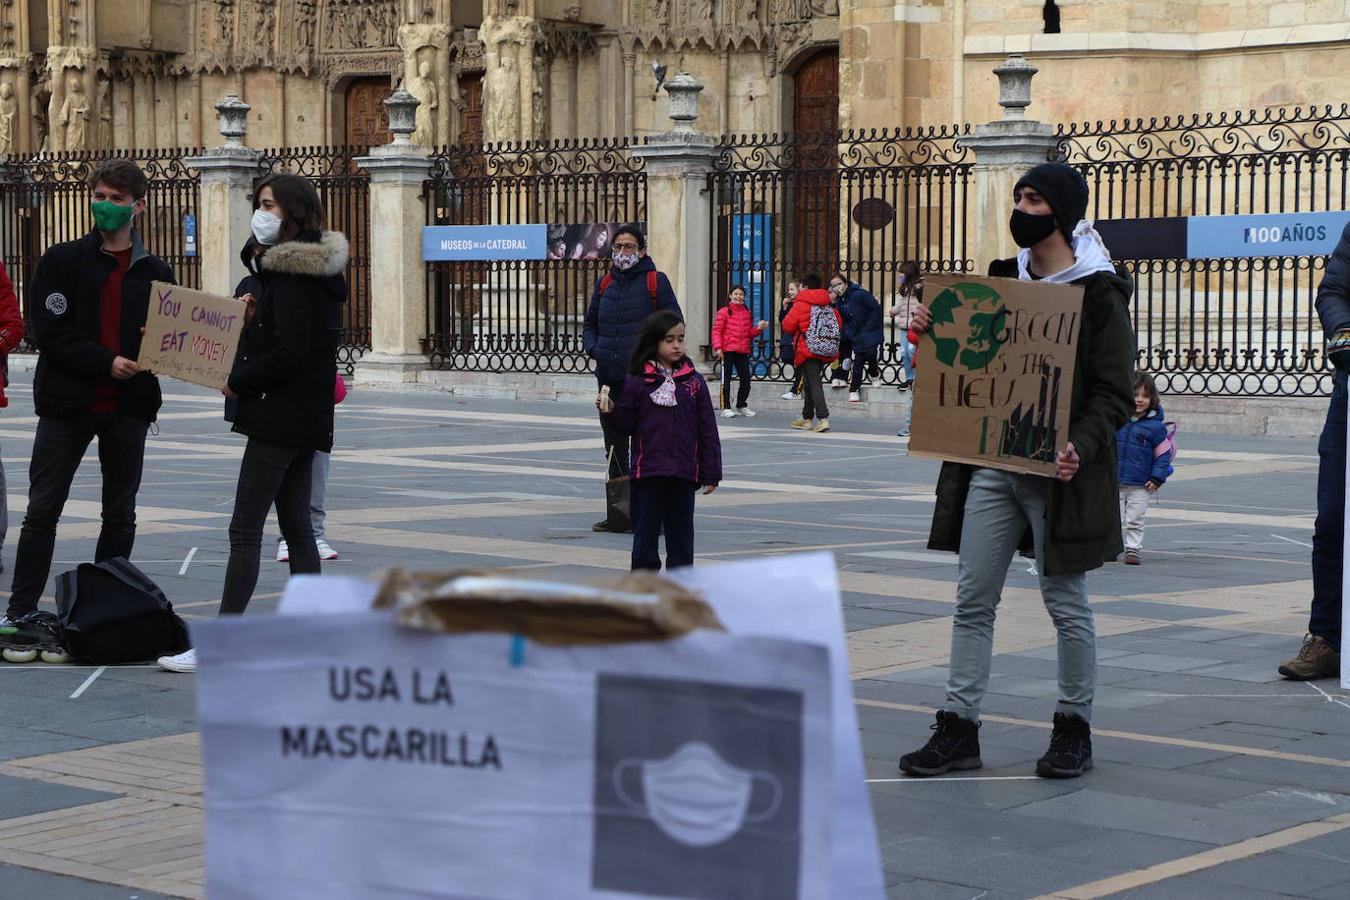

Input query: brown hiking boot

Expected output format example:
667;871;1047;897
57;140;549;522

1277;634;1341;681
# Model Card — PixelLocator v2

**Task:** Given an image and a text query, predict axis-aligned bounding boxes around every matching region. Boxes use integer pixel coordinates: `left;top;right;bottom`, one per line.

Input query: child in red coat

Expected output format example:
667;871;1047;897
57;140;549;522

711;284;768;418
0;260;25;570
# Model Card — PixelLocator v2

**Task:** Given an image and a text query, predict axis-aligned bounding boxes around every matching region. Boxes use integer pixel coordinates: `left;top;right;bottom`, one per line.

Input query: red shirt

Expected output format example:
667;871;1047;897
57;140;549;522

90;247;132;414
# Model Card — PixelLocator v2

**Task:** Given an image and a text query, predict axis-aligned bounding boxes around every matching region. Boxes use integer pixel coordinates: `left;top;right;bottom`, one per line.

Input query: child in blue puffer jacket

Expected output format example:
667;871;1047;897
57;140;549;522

1116;373;1173;566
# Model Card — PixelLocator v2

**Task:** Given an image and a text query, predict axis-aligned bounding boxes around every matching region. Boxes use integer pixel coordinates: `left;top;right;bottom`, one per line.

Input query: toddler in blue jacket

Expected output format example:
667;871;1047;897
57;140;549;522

1116;373;1173;565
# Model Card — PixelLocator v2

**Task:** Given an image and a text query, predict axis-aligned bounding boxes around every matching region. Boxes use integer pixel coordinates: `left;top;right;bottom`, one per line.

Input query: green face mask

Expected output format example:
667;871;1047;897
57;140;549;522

91;200;136;233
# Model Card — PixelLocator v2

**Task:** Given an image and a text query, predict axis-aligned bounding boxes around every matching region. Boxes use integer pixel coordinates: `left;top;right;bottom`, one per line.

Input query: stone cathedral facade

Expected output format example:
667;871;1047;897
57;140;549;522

0;0;1345;156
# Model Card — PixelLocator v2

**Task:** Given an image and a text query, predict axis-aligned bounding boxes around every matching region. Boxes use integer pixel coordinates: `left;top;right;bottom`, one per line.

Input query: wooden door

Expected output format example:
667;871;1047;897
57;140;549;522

792;50;840;271
458;73;483;147
344;77;391;147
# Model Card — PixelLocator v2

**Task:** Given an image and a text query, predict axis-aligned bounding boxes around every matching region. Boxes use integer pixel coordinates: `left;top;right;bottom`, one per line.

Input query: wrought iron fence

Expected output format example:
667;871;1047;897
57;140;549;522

707;126;972;381
422;138;647;373
258;146;372;375
0;149;201;350
1057;104;1350;396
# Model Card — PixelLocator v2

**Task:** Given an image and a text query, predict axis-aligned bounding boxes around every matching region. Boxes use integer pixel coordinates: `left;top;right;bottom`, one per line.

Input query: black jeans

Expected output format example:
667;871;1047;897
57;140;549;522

631;476;697;571
800;359;829;421
720;352;752;409
7;414;148;617
597;376;629;479
220;438;320;616
1310;372;1345;651
849;347;880;391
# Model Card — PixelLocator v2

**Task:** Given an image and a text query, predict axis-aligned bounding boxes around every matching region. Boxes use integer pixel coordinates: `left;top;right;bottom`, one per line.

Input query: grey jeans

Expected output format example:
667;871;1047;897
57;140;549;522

276;449;331;543
945;468;1096;722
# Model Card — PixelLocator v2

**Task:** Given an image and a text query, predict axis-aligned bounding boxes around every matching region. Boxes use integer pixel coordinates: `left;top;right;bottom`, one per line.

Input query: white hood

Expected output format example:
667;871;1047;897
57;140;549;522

1016;219;1118;284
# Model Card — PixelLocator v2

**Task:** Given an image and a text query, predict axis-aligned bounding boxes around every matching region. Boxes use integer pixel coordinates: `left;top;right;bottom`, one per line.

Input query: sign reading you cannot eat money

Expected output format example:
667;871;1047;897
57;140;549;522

138;282;246;390
908;274;1085;478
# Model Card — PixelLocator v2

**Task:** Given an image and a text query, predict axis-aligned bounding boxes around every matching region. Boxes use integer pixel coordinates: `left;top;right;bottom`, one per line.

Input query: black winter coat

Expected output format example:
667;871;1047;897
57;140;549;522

927;259;1137;576
228;230;347;452
29;229;174;421
1317;222;1350;358
582;255;680;385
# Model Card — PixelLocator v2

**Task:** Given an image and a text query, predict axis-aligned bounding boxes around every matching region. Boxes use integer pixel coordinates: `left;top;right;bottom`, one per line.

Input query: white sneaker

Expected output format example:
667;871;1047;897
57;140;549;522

848;392;862;403
315;539;339;561
722;408;738;418
739;408;757;418
158;648;197;673
781;391;799;400
276;540;289;562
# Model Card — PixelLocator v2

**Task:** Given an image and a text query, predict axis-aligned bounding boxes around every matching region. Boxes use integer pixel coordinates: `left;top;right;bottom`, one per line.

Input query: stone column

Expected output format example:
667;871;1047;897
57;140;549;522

630;74;719;366
354;91;433;385
189;96;260;298
960;55;1060;267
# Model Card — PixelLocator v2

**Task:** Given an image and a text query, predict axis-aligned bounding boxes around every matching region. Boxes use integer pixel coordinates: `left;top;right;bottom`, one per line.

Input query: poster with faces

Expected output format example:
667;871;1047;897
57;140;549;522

192;599;837;898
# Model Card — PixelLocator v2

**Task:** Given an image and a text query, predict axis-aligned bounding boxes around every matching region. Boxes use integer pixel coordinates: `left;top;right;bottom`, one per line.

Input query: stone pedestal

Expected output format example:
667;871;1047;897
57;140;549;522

190;147;261;297
961;55;1062;267
962;120;1061;267
353;146;434;385
631;132;720;364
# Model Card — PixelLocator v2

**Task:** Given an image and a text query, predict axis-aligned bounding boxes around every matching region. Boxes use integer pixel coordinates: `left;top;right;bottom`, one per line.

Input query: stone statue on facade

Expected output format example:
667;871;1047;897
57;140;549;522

96;74;112;149
60;77;90;151
215;0;236;44
0;83;17;156
295;0;317;47
31;76;50;153
411;59;438;145
485;50;517;142
648;0;671;22
253;0;276;50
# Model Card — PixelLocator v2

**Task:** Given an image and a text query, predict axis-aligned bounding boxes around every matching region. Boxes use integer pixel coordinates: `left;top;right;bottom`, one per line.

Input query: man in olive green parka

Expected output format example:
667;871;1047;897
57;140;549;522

899;163;1136;781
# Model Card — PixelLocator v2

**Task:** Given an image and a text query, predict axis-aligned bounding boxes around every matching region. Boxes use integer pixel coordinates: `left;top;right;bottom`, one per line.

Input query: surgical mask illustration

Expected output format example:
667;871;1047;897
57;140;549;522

251;209;282;246
612;741;783;847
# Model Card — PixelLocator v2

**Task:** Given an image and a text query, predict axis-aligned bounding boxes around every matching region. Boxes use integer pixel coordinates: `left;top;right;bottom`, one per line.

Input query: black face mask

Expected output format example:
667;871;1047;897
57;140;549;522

1009;209;1058;248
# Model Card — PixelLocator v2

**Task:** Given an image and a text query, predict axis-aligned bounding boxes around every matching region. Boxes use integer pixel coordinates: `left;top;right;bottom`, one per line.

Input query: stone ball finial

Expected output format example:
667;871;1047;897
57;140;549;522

215;94;251;148
663;73;704;133
384;90;421;146
993;54;1039;121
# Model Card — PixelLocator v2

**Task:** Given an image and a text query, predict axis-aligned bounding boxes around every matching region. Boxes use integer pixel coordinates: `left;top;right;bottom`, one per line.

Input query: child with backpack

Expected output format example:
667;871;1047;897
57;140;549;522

711;284;769;418
598;310;721;571
1116;372;1175;565
781;274;843;433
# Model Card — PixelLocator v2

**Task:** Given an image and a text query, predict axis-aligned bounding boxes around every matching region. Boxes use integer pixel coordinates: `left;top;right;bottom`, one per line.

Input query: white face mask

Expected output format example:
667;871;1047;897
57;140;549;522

613;250;641;271
251;209;282;246
615;741;782;847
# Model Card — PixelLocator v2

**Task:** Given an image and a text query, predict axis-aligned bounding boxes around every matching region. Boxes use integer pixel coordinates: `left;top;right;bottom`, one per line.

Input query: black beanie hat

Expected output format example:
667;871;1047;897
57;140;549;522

1014;163;1089;243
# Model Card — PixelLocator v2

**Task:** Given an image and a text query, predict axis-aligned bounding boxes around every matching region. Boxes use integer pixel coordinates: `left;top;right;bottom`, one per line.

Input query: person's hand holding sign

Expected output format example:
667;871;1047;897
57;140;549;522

239;293;257;325
111;356;139;380
596;384;613;415
909;303;932;334
222;383;238;400
1055;442;1080;482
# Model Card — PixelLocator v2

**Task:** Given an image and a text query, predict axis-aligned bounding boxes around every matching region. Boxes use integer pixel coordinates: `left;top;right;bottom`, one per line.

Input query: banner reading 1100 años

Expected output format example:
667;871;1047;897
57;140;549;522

422;223;646;262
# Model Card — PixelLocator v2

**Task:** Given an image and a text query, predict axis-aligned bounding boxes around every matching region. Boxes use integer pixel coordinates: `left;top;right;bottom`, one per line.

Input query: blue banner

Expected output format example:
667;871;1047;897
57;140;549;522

729;214;774;374
184;214;197;258
422;225;548;261
1096;211;1350;260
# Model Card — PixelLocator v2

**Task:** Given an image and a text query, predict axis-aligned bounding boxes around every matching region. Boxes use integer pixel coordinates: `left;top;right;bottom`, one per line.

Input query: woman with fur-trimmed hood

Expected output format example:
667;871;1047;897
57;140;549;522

158;173;346;673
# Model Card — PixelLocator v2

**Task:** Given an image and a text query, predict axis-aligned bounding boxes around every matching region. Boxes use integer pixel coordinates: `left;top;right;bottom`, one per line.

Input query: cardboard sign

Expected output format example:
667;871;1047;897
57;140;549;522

137;282;245;389
908;274;1085;477
192;556;878;900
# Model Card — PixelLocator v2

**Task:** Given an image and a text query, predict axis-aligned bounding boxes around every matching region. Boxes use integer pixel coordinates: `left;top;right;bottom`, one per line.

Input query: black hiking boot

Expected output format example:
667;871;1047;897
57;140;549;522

1036;712;1094;778
898;711;982;776
1;612;70;664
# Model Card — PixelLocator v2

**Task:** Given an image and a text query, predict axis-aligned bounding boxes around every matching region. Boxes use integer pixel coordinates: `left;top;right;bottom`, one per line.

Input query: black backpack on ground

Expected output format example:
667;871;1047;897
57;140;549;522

55;558;190;664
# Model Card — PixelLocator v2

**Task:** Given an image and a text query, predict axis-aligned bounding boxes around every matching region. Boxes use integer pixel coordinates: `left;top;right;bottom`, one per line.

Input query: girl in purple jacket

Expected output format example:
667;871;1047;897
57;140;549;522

598;310;722;571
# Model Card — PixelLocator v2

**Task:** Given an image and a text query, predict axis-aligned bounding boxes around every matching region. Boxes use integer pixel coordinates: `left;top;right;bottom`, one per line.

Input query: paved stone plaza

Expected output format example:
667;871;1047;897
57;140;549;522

0;370;1346;899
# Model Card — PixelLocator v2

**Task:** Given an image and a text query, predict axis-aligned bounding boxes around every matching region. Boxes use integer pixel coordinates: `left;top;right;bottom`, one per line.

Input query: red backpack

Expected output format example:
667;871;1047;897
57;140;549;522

598;271;660;309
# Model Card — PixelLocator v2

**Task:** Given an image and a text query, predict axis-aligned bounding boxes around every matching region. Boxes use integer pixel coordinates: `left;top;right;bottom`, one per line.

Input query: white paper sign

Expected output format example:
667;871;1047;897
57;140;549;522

273;553;887;898
194;610;834;899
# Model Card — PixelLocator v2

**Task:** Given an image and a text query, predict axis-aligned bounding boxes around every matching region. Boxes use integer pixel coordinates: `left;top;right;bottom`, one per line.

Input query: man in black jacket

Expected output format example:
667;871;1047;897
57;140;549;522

1278;222;1350;681
0;160;174;660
